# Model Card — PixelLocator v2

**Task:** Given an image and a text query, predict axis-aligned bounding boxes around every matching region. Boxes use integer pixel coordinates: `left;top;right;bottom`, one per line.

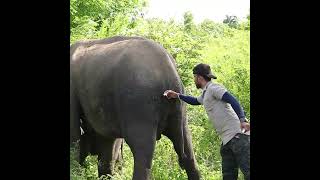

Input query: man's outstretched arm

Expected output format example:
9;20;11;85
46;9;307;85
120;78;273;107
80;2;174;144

178;94;201;105
163;90;201;105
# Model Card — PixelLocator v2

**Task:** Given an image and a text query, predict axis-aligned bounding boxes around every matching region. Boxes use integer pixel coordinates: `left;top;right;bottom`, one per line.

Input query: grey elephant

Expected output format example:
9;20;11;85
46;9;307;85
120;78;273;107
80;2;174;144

70;36;201;179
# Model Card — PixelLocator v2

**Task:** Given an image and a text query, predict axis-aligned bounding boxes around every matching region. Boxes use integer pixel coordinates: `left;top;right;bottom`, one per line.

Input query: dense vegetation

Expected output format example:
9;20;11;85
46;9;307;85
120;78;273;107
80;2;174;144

70;0;250;179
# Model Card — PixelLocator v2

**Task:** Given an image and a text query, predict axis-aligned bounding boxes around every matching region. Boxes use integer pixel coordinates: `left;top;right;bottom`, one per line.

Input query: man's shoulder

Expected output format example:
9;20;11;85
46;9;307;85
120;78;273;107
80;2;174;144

207;82;228;99
208;82;227;91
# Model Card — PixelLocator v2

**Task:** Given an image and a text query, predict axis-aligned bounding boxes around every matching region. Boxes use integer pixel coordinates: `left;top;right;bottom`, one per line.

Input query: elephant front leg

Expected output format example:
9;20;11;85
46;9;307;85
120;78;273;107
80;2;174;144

112;138;124;172
96;137;117;179
79;133;89;166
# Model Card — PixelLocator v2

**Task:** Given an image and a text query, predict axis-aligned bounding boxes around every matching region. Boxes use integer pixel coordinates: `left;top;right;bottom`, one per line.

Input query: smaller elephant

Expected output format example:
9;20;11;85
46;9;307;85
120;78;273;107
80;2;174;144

79;118;124;177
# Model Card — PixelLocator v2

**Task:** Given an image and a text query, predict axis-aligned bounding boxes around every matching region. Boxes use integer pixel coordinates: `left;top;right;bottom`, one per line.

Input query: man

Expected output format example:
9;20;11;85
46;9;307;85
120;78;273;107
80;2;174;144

164;63;250;180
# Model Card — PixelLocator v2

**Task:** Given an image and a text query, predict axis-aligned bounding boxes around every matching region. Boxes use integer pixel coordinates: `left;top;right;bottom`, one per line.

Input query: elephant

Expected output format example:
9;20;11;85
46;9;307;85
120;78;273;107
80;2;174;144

70;36;201;179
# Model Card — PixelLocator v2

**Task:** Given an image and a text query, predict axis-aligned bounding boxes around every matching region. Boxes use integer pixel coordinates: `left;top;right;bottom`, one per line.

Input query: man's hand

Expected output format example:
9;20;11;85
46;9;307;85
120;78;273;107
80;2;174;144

240;122;250;133
163;90;179;99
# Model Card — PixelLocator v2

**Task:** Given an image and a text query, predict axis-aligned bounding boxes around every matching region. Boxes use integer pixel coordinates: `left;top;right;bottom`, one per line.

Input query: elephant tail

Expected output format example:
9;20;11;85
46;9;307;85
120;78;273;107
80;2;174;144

121;139;124;161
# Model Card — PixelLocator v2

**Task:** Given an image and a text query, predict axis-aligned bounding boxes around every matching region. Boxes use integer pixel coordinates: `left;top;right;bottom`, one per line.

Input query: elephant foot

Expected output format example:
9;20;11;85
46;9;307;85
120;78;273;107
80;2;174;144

180;157;201;180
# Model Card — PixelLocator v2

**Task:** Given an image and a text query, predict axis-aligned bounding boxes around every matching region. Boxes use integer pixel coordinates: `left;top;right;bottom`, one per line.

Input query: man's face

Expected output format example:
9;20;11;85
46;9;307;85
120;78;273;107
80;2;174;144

194;74;202;89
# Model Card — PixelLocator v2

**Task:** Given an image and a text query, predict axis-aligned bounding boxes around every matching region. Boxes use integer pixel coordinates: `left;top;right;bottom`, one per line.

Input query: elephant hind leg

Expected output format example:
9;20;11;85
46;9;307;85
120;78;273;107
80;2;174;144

128;141;156;180
125;126;157;180
167;127;201;180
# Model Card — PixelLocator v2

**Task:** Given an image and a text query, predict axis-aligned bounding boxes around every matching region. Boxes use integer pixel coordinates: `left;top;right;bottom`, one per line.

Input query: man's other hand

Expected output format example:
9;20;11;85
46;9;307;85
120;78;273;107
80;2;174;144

240;122;250;133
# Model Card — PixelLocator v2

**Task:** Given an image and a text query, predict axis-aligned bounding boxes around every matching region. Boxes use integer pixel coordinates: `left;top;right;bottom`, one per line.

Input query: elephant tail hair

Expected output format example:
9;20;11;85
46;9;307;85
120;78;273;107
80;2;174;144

121;139;124;160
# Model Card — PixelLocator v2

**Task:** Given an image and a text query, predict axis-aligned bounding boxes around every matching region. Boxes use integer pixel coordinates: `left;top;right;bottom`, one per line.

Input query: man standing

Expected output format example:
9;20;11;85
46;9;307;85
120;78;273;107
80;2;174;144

164;63;250;180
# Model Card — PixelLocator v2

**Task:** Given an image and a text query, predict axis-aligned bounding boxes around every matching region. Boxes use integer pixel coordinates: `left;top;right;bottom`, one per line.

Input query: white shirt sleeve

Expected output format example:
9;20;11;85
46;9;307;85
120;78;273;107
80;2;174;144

210;84;227;100
197;95;203;104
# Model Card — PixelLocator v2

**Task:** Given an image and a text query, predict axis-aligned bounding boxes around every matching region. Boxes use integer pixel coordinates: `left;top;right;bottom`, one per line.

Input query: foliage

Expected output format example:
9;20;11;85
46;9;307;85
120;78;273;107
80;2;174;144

70;0;147;43
70;2;249;179
223;15;239;29
183;11;195;32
